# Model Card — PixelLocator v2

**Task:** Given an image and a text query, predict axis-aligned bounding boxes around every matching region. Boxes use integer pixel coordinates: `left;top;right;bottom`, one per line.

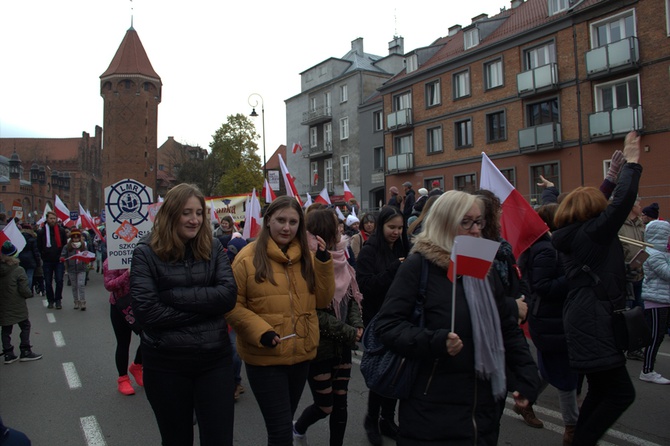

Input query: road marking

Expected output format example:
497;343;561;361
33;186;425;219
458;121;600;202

53;331;65;347
42;299;48;307
80;416;107;446
63;362;82;389
46;313;56;323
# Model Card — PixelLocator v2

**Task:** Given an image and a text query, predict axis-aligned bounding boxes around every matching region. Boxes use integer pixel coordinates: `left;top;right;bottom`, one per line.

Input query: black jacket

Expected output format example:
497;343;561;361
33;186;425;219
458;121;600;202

552;162;642;372
19;229;41;270
375;241;539;445
130;236;238;356
403;189;416;221
36;224;68;263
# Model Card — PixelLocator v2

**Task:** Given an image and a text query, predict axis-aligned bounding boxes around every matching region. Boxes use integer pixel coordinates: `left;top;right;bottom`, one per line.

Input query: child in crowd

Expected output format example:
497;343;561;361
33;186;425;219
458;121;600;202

60;229;92;310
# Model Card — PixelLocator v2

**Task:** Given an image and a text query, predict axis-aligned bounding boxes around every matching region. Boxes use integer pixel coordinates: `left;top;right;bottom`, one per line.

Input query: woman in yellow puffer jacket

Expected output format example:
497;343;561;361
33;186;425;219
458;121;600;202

226;196;334;445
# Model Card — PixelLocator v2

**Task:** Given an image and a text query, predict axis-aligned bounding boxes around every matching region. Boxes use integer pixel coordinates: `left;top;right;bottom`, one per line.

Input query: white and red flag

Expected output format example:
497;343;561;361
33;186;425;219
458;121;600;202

209;200;221;225
261;178;276;204
242;189;262;240
65;251;96;263
37;202;52;226
343;181;355;202
55;194;73;227
291;142;303;154
278;155;303;206
447;235;500;282
0;219;27;254
314;188;331;205
479;152;548;259
335;206;345;221
303;193;313;209
79;204;103;240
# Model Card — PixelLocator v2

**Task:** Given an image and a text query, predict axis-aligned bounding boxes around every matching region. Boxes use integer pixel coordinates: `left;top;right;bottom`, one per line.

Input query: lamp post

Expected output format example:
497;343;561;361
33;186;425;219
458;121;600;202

248;93;266;179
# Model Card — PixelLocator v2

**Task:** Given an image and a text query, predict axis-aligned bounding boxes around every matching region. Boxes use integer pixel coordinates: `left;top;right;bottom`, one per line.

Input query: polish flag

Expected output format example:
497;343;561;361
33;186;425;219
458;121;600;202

37;202;52;226
313;172;319;186
65;251;96;263
343;181;355;202
0;219;27;254
278;155;303;206
447;235;500;281
314;188;331;205
480;152;548;259
303;193;313;209
292;142;303;154
242;189;262;240
335;206;346;221
209;200;221;225
261;178;276;203
55;194;73;226
79;204;103;240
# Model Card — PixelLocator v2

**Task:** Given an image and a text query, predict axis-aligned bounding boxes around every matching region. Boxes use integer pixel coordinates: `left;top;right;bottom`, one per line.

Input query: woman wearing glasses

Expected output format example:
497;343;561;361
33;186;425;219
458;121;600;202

374;190;539;445
226;196;335;445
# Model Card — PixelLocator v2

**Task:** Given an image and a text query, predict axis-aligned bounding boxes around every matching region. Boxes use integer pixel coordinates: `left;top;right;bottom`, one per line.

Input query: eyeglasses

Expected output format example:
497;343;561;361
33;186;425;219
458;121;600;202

460;218;486;230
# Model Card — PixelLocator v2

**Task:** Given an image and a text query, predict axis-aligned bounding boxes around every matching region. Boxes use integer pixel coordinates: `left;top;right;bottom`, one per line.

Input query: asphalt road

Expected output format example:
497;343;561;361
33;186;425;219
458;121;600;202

2;271;669;445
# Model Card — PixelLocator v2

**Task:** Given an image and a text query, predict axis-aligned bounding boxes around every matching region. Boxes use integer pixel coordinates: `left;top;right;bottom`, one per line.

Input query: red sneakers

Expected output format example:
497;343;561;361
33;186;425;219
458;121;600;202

117;375;135;395
129;362;143;387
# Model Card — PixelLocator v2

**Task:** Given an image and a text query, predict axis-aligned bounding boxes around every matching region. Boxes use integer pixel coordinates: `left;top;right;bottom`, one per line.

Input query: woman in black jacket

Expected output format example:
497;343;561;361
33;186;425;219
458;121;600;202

552;131;641;446
375;190;539;445
18;224;41;291
130;184;238;446
356;205;409;445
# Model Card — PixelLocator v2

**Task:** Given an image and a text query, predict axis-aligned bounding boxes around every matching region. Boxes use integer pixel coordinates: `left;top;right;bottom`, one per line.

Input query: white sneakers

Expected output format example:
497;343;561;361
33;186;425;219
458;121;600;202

639;371;670;384
292;421;308;446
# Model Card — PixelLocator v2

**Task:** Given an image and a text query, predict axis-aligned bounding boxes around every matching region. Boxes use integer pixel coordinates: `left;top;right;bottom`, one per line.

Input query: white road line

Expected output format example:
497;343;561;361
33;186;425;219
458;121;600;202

80;416;107;446
53;331;65;347
46;313;56;323
63;362;82;389
42;299;48;307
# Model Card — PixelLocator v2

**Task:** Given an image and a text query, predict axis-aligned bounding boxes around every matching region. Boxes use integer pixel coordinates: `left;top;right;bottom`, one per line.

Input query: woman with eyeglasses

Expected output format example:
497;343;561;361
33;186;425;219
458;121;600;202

355;205;409;445
226;196;335;445
374;190;539;445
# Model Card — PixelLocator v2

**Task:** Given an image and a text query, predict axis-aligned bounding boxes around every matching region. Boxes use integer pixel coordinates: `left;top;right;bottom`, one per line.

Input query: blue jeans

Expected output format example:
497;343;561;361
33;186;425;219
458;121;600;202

23;268;34;291
42;261;64;304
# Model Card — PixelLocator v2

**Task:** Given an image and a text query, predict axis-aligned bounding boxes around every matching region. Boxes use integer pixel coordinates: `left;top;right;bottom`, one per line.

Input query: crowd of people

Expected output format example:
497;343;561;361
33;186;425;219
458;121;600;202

2;131;668;446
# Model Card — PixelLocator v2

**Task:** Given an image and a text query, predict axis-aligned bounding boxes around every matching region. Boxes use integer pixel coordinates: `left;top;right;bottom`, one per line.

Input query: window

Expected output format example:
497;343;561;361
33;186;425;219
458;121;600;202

310;97;317;111
455;119;473;148
425;80;441;107
306;72;313;82
324;92;331;110
486;111;506;142
531;163;559;203
524;42;556;69
453;71;470;99
393;92;411;111
339;117;349;140
341;155;350;181
340;85;348;103
485;59;503;89
311;162;319;186
158;164;164;171
594;76;640;111
310;127;318;148
527;98;559;126
427;127;443;154
319;66;327;76
549;0;569;16
464;28;480;49
325;159;333;191
373;147;384;170
324;123;332;149
373;111;383;132
394;134;413;154
406;54;418;73
454;173;477;193
592;11;635;47
499;168;516;187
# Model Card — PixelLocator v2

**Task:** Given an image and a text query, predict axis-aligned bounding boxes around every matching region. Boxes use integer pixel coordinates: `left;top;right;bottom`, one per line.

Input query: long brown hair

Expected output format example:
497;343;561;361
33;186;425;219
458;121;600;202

150;183;212;262
306;208;338;250
252;196;315;292
554;186;608;229
407;195;438;237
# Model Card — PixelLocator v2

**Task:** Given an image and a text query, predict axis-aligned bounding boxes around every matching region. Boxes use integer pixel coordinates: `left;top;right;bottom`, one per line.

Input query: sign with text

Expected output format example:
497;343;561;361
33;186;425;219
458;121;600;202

105;179;154;270
268;169;280;191
206;195;249;223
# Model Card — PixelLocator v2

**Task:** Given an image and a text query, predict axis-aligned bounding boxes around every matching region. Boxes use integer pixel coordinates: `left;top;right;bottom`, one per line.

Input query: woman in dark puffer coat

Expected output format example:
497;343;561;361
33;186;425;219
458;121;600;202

551;131;642;446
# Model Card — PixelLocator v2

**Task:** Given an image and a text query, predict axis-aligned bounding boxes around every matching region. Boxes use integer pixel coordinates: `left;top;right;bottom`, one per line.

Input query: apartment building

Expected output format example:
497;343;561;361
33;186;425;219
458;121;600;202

379;0;669;211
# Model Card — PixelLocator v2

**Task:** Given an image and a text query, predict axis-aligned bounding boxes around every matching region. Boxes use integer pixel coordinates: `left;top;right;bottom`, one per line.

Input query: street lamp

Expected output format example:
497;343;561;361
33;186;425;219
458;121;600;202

248;93;266;179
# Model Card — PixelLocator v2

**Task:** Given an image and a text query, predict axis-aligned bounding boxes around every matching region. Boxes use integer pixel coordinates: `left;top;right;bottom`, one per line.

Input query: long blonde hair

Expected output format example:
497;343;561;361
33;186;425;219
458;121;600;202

150;183;212;262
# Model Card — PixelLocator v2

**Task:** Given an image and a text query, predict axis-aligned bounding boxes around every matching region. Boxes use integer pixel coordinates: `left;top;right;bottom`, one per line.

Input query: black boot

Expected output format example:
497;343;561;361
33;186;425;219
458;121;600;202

364;414;382;446
379;416;399;440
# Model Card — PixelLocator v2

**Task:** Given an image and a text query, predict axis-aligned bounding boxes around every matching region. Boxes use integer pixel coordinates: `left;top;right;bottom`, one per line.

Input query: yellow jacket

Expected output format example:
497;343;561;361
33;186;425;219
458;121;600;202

226;238;334;366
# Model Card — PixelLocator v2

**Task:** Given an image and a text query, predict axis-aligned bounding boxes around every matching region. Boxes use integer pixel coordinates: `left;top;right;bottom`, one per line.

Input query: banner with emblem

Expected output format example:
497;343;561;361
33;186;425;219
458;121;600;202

105;179;154;270
206;195;248;223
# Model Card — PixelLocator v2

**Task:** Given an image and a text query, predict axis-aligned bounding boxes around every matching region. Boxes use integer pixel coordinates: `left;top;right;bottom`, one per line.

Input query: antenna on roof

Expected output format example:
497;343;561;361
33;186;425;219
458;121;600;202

394;8;398;38
130;0;134;28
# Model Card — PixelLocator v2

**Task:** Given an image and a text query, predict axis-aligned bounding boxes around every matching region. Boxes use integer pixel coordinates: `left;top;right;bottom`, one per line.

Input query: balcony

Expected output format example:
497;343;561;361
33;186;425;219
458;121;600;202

308;142;333;159
301;105;332;125
588;106;643;140
387;153;414;173
517;63;558;97
387;108;413;131
518;122;562;151
585;37;639;79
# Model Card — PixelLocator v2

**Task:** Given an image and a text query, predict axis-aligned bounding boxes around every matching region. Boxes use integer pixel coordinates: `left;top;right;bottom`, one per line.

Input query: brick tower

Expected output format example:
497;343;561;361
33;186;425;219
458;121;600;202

100;26;161;196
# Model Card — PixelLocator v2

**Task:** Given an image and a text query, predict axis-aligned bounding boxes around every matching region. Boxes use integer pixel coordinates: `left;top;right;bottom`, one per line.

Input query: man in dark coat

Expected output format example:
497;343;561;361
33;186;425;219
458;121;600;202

36;212;68;309
401;181;415;224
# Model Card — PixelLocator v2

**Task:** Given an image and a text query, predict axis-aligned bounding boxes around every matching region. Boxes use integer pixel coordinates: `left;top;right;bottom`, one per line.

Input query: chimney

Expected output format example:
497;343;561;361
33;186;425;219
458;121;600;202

511;0;524;8
351;37;364;55
448;25;462;37
471;13;488;23
388;36;404;55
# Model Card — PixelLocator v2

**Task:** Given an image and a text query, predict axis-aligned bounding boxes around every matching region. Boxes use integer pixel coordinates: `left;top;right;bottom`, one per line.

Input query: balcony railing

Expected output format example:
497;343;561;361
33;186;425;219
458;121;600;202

585;36;639;78
516;63;558;97
386;108;413;130
518;122;562;150
588;106;643;139
387;152;414;172
301;105;332;125
308;142;333;157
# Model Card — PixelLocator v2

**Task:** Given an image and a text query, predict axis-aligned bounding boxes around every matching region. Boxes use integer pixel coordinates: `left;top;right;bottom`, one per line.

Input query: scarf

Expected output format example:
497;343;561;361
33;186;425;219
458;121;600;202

493;239;513;289
54;225;62;247
331;238;363;321
46;224;61;248
462;275;507;401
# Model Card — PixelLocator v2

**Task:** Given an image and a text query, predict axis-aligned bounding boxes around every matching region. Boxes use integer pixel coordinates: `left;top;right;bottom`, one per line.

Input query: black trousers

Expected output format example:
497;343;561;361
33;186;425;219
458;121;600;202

1;319;32;353
143;352;234;446
573;364;635;446
109;304;142;376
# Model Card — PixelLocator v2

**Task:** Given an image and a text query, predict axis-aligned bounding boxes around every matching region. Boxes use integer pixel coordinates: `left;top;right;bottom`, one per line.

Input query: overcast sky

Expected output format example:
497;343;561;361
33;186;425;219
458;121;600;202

0;0;506;155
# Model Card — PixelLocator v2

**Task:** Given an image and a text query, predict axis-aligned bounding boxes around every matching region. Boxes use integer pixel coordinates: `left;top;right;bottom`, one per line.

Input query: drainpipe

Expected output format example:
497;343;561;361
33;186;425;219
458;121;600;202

573;23;585;186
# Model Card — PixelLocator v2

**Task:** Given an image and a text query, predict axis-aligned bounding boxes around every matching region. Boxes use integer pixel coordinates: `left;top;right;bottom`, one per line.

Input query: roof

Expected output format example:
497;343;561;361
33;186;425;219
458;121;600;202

339;49;386;75
100;27;161;81
0;137;84;160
